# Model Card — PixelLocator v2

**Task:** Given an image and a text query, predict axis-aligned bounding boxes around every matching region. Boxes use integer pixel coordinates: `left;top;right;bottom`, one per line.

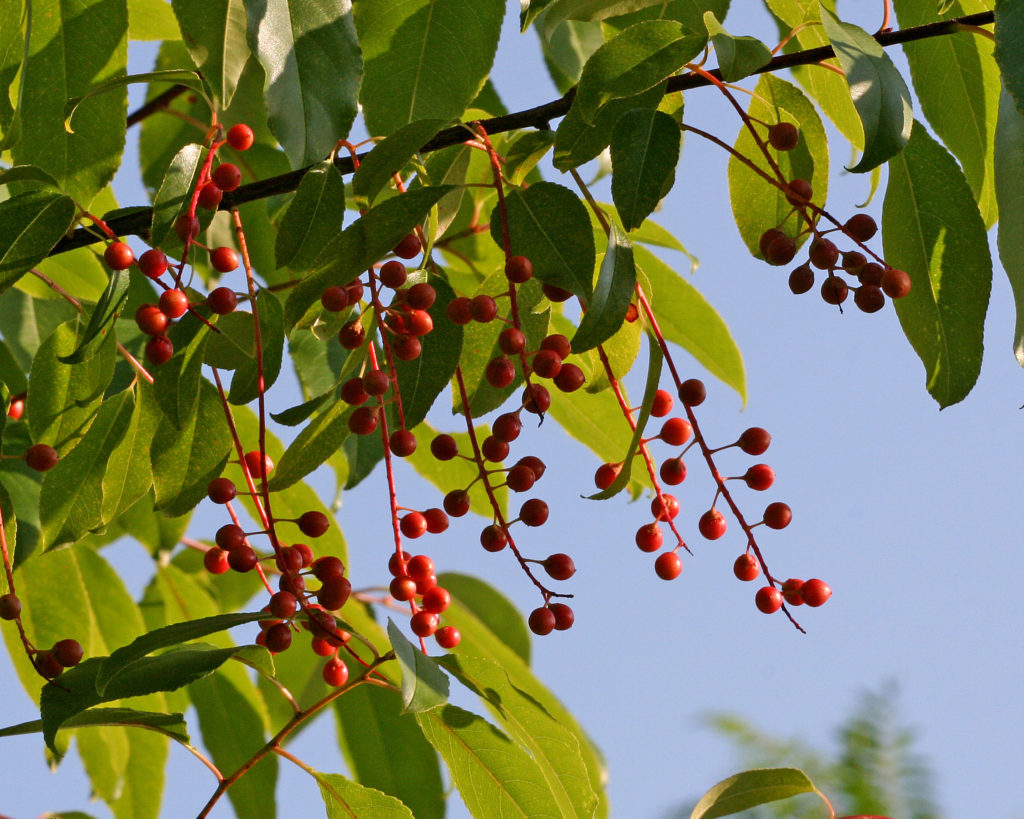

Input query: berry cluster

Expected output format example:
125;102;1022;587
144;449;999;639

1;592;82;679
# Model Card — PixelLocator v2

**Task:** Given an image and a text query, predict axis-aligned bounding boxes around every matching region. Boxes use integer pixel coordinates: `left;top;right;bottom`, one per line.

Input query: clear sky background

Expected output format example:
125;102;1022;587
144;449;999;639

2;3;1023;818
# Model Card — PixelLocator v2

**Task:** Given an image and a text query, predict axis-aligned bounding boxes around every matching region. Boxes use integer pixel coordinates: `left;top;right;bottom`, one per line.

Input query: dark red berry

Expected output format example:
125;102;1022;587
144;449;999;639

820;275;848;305
785;179;813;206
506;255;533;282
532;349;562;379
516;456;546;480
764;234;797;266
678;379;706;407
393;334;422;361
743;464;775;491
207;477;237;503
549;603;574;631
0;593;22;620
651;493;679;522
809;238;840;270
492;412;522;443
859;263;885;286
159;289;189;318
485;356;515;389
269;591;297;618
363;369;390;396
25;443;58;472
212;163;241;192
431;434;458;461
211;246;239;273
470;294;498;323
207;287;237;314
139;248;168;278
855;285;886;313
519;498;549;527
379;260;407;288
844;213;878;241
542;553;575;580
348;406;378;435
228;546;258;573
215;523;246;550
522;383;551;414
881;267;911;299
481;435;509;463
768;122;799;151
318;576;352;610
198;182;224;210
313;556;346;582
660;457;687;485
34;651;64;679
297;511;329;537
338;321;365;349
424;508;449;534
733;554;760;582
654;551;682;580
226;123;254;151
145;335;174;365
541;283;573;302
104;241;134;270
528;607;555;636
759;228;786;257
393;233;422;259
498;327;526;355
445;297;473;325
763;502;792;530
738;427;771;455
444;489;470;517
52;638;83;667
789;263;814;294
265;623;293;653
553;363;585;393
842;250;867;270
174;214;200;241
506;464;536;492
390;429;417;457
323;657;350;687
407;282;436;310
340;377;369;406
480;524;507;552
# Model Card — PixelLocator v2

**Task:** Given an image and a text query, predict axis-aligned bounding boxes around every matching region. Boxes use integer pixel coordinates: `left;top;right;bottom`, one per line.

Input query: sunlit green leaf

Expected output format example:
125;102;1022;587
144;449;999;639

690;767;818;819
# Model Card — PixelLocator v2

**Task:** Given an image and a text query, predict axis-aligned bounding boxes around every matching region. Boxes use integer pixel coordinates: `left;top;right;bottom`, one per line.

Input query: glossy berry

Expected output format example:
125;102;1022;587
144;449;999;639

480;524;507;552
139;248;168;278
6;393;24;420
542;282;573;302
34;651;64;679
393;334;422;361
363;369;390;396
801;578;832;607
430;434;458;461
406;554;434;580
470;294;498;323
390;576;417;602
407;282;436;310
859;263;885;286
379;260;407;288
323;658;349;687
733;554;760;582
435;626;462;649
207;287;238;315
444;489;470;517
410;610;439;637
698;509;727;540
542;553;575;581
406;309;433;336
0;593;22;620
844;213;878;241
492;412;522;443
145;335;174;365
212;163;241;192
338;321;365;349
881;267;911;299
654;551;683;580
390;429;417;457
400;512;428;539
678;379;706;407
785;178;813;206
104;241;134;270
768;122;799;151
635;523;663;552
520;498;549;527
532;349;562;379
764;234;797;266
842;250;867;270
789;263;814;294
553;363;585;393
174;214;200;241
52;638;83;668
549;603;575;631
660;457;687;485
498;327;526;355
198;181;224;210
755;586;784;614
228;546;258;573
506;464;536;492
421;586;451;614
594;462;621;490
318;576;352;610
481;435;509;463
651;389;674;417
855;284;885;313
265;623;293;653
522;383;551;414
808;238;839;269
243;450;274;479
743;464;775;491
528;607;555;636
297;511;329;537
759;228;785;257
349;407;378;435
738;427;771;455
320;286;349;312
393;233;422;259
820;275;849;305
445;297;473;325
203;547;230;575
211;246;239;272
207;477;237;503
660;417;692;446
269;591;297;619
292;542;314;568
226;123;254;151
506;255;533;282
136;304;170;335
340;377;369;407
782;578;805;606
540;334;572;359
424;507;449;534
215;523;246;551
313;556;346;582
651;493;679;522
485;356;515;389
763;502;792;530
159;289;189;318
516;456;547;480
25;443;58;472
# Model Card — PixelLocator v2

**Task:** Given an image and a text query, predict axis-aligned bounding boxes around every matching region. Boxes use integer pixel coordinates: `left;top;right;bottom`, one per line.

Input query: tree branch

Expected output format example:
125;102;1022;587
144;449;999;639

53;10;994;256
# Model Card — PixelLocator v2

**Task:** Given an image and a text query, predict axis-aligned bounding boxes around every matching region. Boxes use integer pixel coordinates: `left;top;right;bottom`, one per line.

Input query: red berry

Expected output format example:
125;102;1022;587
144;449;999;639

502;254;532;283
540;334;572;359
485;356;515;389
53;638;83;668
421;586;451;614
809;237;839;269
842;251;867;270
159;288;189;318
444;489;470;517
243;450;273;479
542;283;573;302
698;509;727;540
313;556;346;581
549;603;574;631
651;493;679;522
820;275;848;305
520;498;549;527
136;304;169;335
844;213;878;241
415;574;437;595
211;246;239;273
311;637;335;656
265;622;293;653
855;284;886;313
203;547;230;575
516;456;546;480
650;389;674;417
764;234;797;266
390;576;417;601
393;233;422;259
145;335;174;365
25;443;58;472
532;349;562;379
340;377;369;406
390;429;417;457
393;334;422;361
789;263;814;294
445;297;473;324
859;263;885;286
6;393;24;420
410;610;439;637
678;379;706;407
881;267;911;299
659;417;692;446
759;228;786;257
528;607;555;636
768;122;799;151
405;554;434;580
481;435;509;463
755;586;784;613
801;578;832;607
338;321;365;349
498;327;526;355
738;427;771;456
543;553;575;580
104;241;134;270
323;657;350;687
349;406;378;435
228;546;258;573
733;554;760;582
405;309;433;336
480;524;507;552
470;294;498;323
319;286;349;313
139;248;168;279
492;412;522;443
363;369;390;396
654;551;682;580
215;523;246;550
407;282;436;310
553;363;585;393
207;287;238;315
269;591;297;618
522;383;551;414
785;178;813;206
506;464;536;492
782;578;805;606
198;182;224;210
379;260;407;288
0;593;22;620
435;626;461;649
212;163;241;192
226;123;254;151
424;508;449;534
318;576;352;610
174;214;200;241
635;523;663;552
763;502;792;530
660;457;687;485
400;512;427;539
743;464;775;491
34;651;64;679
430;434;458;461
207;477;237;503
298;511;329;537
594;462;621;490
292;542;314;567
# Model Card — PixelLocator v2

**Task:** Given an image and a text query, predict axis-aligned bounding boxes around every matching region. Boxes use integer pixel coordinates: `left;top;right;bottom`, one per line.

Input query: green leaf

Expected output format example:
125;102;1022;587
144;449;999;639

703;12;771;81
0;190;77;293
315;771;416;818
171;0;250;108
638;246;745;402
0;0;23;150
0;164;63;189
690;767;818;819
275;160;347;270
11;0;127;205
39;390;134;549
203;310;257;370
572;226;637;352
495;182;596;304
883;122;992;407
284;185;454;327
996;89;1024;367
416;705;564;817
148;378;233;516
150;143;204;254
57;270;130;365
504;130;557;186
228;289;285;404
820;7;913;172
96;611;267;695
0;707;188;744
101;391;154;524
439;655;598;819
246;0;362;167
728;74;828;259
610;109;680;231
355;0;504;136
894;0;1000;226
153;314;212;430
541;0;667;38
573;20;706;124
267;398;354;491
352;119;448;208
995;0;1024;120
128;0;182;40
438;575;531;664
387;619;450;713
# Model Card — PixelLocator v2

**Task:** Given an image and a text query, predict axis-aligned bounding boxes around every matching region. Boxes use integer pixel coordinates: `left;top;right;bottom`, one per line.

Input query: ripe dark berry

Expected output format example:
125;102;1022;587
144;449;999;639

763;502;792;530
698;509;727;540
660;457;687;485
393;334;422;361
444;489;470;517
506;464;536;492
226;123;254;151
506;255;533;283
207;287;238;315
635;523;663;552
492;412;522;443
809;238;839;270
768;121;799;151
338;321;365;349
435;626;461;649
275;547;303;574
318;576;352;610
764;234;797;266
755;586;784;613
498;327;526;355
145;335;174;365
159;288;189;318
421;586;451;614
844;213;878;241
782;578;805;606
481;436;509;463
379;260;407;288
320;286;349;312
528;607;555;636
553;363;585;393
540;334;572;359
136;305;169;335
733;553;760;582
340;377;369;407
25;443;58;472
313;556;346;582
485;356;515;389
228;546;258;573
542;553;575;580
393;233;422;259
363;369;390;396
269;591;297;619
243;450;273;479
743;464;775;491
53;638;83;668
881;267;911;299
788;263;814;294
659;417;692;446
198;181;223;210
516;456;546;480
349;406;378;435
654;551;682;580
212;163;241;192
211;246;239;273
651;389;674;417
859;263;885;286
678;378;706;407
410;610;439;637
470;294;498;323
298;511;330;537
34;651;64;679
549;603;575;631
855;284;885;313
407;282;436;310
424;507;449;534
651;493;679;522
215;523;246;550
445;297;473;325
842;250;867;270
207;477;237;503
174;213;200;241
801;578;832;607
785;178;813;206
400;512;427;539
323;658;350;687
532;349;562;379
203;547;230;574
293;542;314;567
519;498;549;527
542;282;573;302
0;593;22;620
522;383;551;414
430;434;458;461
759;228;785;257
139;248;168;278
480;524;507;552
820;275;848;305
265;623;293;653
594;462;621;490
104;241;134;270
738;427;771;455
390;429;417;457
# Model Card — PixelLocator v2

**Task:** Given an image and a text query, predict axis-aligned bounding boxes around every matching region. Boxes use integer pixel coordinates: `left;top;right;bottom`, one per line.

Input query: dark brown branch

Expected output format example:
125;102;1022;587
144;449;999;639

53;9;994;255
125;84;189;128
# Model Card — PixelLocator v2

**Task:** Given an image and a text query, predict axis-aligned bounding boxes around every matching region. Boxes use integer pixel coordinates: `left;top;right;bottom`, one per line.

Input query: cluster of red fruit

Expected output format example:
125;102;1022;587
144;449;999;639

1;592;83;678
